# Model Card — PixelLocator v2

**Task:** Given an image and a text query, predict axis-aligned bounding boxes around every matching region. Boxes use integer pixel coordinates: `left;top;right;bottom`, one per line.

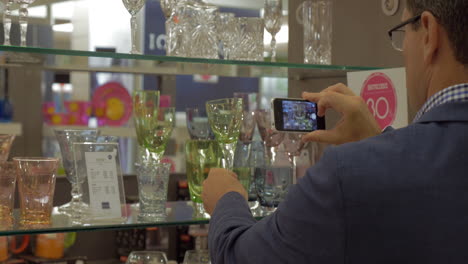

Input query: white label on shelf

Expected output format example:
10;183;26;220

85;151;122;219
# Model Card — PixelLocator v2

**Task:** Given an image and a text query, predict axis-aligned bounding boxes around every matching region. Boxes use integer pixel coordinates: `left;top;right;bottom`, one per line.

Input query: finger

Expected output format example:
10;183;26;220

316;92;353;115
302;92;321;103
302;129;342;144
322;83;355;96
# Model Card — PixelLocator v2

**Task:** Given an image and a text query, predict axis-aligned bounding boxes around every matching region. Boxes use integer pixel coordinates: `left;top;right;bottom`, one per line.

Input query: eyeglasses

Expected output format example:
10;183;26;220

388;14;421;51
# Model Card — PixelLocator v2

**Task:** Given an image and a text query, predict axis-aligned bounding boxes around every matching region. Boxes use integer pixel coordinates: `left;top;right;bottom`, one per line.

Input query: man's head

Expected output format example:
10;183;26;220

400;0;468;114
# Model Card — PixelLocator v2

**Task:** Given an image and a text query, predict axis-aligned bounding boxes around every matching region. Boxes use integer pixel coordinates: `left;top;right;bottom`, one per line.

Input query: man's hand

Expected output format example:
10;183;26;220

202;168;248;215
302;83;381;145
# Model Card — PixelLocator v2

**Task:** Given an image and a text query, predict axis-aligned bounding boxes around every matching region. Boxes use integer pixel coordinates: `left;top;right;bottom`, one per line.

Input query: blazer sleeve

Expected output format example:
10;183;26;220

208;148;346;264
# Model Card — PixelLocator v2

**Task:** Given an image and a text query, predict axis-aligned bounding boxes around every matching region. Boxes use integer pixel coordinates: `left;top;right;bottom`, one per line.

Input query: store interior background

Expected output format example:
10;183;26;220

0;0;407;261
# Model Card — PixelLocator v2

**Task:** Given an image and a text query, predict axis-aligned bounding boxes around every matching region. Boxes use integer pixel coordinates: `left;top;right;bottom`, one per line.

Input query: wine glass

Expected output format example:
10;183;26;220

15;0;36;47
186;108;215;140
126;251;168;264
206;98;243;170
216;12;236;59
133;90;160;163
282;133;308;184
3;0;14;46
255;109;284;163
122;0;147;54
54;129;99;216
264;0;282;62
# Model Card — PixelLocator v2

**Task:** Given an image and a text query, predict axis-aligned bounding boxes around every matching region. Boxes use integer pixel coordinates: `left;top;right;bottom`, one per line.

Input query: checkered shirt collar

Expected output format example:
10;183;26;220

414;83;468;122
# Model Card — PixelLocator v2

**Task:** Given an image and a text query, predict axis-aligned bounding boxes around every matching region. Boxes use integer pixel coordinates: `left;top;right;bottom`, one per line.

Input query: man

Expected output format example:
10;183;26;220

202;0;468;263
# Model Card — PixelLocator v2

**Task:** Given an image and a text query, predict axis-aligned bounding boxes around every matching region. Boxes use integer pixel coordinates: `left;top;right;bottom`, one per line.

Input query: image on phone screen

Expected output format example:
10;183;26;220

282;100;318;131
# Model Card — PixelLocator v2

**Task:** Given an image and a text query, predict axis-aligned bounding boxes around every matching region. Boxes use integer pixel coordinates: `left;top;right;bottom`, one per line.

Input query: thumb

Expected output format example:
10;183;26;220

302;129;341;144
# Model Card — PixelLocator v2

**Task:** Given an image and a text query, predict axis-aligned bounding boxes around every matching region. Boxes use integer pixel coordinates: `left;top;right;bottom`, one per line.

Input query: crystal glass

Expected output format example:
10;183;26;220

122;0;147;54
282;133;307;184
2;0;14;46
15;0;36;47
185;139;220;218
136;162;171;222
0;162;16;229
54;129;99;215
255;164;292;214
255;109;285;163
183;250;210;264
206;98;243;170
231;18;264;61
186;108;215;140
188;2;219;59
159;0;176;19
264;0;282;62
298;0;333;64
14;157;58;229
126;251;168;264
133;90;160;163
0;134;15;162
138;107;176;163
216;12;236;59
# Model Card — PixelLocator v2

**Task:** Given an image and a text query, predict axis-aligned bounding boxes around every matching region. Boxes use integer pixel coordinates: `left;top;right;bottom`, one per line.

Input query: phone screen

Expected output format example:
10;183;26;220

273;98;325;132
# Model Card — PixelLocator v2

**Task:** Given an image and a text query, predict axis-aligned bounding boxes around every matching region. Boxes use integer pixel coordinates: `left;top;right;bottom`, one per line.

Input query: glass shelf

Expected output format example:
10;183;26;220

0;201;264;236
0;45;383;78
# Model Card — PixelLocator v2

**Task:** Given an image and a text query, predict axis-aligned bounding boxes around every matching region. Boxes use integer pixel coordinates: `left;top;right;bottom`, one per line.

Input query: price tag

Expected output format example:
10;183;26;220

85;151;122;219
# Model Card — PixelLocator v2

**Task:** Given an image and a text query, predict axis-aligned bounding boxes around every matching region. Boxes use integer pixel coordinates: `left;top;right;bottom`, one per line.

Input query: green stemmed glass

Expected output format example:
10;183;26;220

206;98;243;170
133;90;160;163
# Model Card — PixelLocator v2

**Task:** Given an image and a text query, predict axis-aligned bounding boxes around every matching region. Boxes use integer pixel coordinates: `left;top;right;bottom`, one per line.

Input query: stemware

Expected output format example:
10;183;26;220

264;0;283;62
216;12;236;59
126;251;168;264
282;133;308;184
15;0;36;47
54;129;99;216
133;90;160;163
183;250;210;264
206;98;243;170
255;109;285;163
3;0;14;46
122;0;147;54
186;108;215;140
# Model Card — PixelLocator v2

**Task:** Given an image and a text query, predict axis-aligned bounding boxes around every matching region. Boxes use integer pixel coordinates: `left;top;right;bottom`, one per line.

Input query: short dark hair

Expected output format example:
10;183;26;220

406;0;468;66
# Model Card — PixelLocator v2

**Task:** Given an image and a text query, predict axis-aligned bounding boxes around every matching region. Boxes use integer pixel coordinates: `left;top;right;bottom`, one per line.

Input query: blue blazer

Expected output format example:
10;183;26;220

209;102;468;264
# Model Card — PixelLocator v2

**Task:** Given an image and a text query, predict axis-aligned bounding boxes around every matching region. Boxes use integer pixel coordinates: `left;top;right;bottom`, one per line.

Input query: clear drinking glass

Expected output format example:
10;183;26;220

297;0;333;64
0;134;15;162
188;1;219;59
2;0;15;46
216;12;236;59
185;140;220;218
255;164;292;214
15;0;37;47
282;133;307;184
255;109;285;163
126;251;168;264
231;17;265;61
159;0;176;19
14;157;58;229
122;0;147;54
183;250;210;264
54;129;99;215
0;162;16;229
186;108;215;140
136;162;171;222
264;0;283;62
206;98;243;170
133;90;160;163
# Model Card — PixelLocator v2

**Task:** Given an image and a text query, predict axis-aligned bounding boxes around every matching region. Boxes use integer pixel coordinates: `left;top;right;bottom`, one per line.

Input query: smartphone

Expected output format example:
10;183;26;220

271;98;325;132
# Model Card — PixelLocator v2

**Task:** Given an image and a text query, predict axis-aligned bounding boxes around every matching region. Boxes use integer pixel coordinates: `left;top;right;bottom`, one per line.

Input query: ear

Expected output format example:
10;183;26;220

420;11;440;65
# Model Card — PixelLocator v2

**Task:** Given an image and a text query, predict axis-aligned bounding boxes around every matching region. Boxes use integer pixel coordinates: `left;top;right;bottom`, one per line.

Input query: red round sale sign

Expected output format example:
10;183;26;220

361;72;397;129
